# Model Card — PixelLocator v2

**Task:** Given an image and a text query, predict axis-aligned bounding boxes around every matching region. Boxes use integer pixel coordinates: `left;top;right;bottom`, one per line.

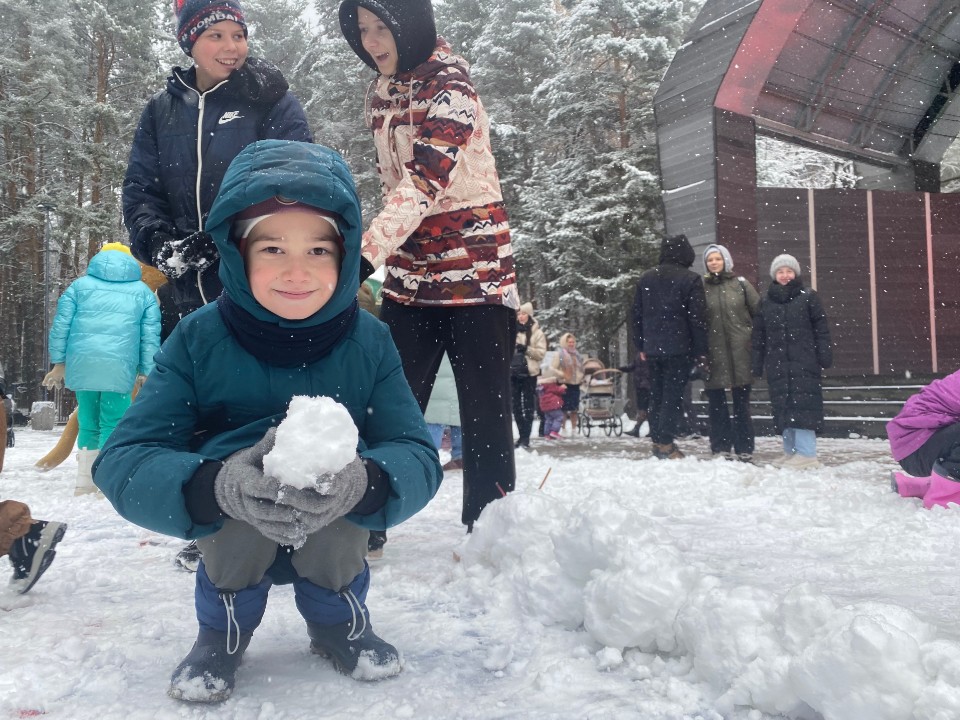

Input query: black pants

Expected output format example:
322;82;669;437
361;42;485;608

648;355;692;445
511;375;537;443
380;300;517;526
705;385;754;455
900;422;960;479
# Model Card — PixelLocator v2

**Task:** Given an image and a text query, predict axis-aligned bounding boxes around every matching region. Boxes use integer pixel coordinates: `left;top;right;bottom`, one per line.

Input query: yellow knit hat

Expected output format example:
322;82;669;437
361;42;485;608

101;242;132;255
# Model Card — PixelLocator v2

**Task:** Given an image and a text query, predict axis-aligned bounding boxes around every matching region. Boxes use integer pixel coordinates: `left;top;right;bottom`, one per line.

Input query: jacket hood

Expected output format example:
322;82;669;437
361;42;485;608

339;0;437;73
206;140;362;327
86;249;143;283
372;40;467;98
659;234;695;268
168;57;289;105
702;243;733;272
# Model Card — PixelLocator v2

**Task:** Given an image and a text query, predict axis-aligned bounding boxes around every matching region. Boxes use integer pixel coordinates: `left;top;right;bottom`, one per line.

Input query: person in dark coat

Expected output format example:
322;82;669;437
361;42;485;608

96;141;442;701
511;303;547;448
123;0;312;340
124;0;313;572
633;234;709;459
702;244;760;461
752;253;833;469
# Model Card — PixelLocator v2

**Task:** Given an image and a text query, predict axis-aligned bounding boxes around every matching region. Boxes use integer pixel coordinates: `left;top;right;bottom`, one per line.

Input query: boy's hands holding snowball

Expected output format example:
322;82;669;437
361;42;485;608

213;428;305;546
210;397;381;548
274;457;368;536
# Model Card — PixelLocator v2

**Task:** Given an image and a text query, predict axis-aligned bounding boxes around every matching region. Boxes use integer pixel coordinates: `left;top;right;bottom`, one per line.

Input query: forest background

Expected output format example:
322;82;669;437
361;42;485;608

2;0;958;405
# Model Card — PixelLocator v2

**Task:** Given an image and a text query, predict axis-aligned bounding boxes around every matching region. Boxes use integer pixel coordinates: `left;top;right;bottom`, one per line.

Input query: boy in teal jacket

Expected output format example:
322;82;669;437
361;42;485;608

95;141;442;702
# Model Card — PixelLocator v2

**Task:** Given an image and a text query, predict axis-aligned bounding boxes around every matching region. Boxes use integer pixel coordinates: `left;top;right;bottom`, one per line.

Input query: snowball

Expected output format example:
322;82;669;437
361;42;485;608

263;396;358;490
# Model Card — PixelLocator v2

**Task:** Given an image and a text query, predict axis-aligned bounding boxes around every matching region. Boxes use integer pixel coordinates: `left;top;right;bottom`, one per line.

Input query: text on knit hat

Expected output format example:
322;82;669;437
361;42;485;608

174;0;247;56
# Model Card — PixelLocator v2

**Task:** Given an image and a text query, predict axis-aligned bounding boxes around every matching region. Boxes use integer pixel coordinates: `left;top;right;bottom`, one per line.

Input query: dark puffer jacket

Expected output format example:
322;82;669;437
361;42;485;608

633;235;708;358
122;58;312;315
751;279;833;433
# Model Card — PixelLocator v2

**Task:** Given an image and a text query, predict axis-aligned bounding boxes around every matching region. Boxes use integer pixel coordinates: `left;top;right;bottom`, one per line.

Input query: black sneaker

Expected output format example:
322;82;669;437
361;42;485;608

307;593;401;680
174;541;201;573
168;628;252;703
9;520;67;594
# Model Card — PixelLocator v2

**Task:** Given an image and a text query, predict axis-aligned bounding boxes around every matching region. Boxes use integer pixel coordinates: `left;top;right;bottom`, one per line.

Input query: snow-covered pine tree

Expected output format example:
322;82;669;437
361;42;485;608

437;0;561;311
522;0;684;360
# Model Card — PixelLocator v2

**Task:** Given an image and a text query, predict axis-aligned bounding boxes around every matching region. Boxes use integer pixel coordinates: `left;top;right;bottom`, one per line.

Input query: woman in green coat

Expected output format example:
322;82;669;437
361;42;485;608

703;244;760;461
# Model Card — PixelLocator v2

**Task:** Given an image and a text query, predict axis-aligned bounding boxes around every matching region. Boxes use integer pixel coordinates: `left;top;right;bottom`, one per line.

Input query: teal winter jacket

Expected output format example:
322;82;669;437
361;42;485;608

95;141;442;539
48;249;160;393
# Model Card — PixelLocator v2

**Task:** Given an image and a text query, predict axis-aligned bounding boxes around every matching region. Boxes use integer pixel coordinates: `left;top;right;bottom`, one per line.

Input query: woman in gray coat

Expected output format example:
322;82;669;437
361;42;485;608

702;244;760;461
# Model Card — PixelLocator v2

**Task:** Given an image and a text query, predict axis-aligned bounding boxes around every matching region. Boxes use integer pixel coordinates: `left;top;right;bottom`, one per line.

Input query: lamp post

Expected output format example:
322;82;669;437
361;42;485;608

38;202;54;401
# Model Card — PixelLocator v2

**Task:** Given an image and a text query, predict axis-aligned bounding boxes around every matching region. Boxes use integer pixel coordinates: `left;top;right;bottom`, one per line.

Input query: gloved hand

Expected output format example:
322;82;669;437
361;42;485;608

690;356;711;381
152;230;218;279
516;343;527;354
359;256;376;284
42;364;65;390
276;456;368;537
214;429;303;545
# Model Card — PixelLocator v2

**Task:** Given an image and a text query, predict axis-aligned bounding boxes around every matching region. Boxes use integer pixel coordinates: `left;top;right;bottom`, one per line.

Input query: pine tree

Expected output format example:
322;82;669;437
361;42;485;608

523;0;685;359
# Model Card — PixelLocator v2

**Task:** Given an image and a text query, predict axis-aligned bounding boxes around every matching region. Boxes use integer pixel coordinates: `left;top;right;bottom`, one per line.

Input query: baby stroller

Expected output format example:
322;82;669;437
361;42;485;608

578;359;626;437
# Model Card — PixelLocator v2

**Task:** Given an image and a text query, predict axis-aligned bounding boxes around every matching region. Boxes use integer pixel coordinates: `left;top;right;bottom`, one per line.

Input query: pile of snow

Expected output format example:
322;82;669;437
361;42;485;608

4;431;960;719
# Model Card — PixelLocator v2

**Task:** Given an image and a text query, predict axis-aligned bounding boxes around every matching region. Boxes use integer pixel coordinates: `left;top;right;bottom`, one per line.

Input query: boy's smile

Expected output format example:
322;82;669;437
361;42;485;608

244;210;341;320
192;20;248;91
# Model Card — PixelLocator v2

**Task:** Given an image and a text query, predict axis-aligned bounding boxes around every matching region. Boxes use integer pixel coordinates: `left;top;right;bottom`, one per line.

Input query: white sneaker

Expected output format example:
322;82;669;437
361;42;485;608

782;454;820;469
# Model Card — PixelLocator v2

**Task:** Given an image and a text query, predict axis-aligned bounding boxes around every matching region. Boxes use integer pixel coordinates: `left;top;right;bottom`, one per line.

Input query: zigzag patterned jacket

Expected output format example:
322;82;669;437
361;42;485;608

363;40;519;309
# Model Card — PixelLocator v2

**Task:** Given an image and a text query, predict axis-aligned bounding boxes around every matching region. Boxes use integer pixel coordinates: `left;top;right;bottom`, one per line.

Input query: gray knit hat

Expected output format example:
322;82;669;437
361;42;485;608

769;253;801;280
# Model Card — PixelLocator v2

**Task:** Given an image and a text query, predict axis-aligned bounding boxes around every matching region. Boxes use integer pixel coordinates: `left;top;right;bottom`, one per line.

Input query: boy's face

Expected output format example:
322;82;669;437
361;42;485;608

244;210;341;320
192;20;248;91
357;6;398;75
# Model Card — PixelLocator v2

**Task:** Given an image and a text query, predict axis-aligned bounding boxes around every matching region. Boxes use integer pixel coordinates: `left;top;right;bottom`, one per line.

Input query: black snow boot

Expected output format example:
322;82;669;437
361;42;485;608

9;520;66;594
168;628;252;703
306;593;401;680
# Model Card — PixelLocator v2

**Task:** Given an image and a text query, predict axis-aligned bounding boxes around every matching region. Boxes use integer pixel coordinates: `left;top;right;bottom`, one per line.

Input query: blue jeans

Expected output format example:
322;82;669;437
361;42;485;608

783;427;816;457
427;423;462;461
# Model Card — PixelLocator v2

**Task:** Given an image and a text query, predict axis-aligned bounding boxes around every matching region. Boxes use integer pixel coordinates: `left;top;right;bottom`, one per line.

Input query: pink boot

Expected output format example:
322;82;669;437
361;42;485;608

922;468;960;509
891;471;931;499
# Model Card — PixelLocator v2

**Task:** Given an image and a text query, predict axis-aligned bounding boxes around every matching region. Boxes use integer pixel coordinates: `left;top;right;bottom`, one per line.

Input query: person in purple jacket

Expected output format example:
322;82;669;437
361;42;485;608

888;368;960;508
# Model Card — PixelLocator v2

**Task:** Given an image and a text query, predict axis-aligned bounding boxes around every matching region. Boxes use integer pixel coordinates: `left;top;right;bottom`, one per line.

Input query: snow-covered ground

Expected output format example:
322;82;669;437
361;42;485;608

3;427;960;720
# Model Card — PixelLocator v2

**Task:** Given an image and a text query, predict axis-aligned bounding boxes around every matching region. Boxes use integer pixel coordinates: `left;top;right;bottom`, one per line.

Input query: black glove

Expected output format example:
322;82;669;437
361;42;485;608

516;343;527;354
152;230;218;279
690;355;711;381
359;256;375;284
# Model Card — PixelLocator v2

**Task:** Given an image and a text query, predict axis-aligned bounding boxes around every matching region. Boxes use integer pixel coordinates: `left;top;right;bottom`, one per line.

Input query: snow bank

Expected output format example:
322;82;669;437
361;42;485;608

460;487;960;720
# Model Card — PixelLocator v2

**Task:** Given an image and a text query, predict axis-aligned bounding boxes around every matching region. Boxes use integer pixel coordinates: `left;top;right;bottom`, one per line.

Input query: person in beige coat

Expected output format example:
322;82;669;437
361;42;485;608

551;333;586;434
702;244;760;461
511;303;547;448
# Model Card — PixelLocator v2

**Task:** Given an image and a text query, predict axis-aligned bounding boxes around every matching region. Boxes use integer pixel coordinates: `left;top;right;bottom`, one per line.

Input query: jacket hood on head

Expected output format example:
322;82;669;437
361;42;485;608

339;0;437;73
206;140;362;327
703;243;733;272
659;234;695;268
87;248;144;284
